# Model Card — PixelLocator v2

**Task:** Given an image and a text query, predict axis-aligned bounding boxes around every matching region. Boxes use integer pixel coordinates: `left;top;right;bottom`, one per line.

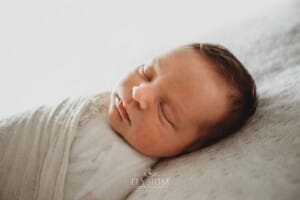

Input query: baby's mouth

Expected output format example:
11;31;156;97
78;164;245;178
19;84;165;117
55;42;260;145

116;94;131;124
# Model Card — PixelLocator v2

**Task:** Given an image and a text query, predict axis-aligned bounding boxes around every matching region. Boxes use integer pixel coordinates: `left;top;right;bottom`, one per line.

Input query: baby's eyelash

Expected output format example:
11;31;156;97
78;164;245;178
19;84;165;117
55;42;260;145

141;66;146;76
159;102;174;127
138;65;151;81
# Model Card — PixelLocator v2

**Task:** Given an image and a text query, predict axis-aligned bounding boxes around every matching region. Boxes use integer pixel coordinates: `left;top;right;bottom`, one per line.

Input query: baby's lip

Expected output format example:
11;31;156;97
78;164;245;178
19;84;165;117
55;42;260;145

116;94;131;124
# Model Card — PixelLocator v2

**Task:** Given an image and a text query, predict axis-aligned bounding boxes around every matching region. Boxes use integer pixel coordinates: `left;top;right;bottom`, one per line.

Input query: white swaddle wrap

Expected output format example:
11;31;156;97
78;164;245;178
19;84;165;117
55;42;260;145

0;92;157;200
64;92;157;200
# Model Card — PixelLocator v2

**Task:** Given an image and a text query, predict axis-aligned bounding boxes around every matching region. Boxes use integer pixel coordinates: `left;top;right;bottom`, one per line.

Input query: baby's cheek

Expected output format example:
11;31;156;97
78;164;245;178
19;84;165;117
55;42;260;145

130;127;161;153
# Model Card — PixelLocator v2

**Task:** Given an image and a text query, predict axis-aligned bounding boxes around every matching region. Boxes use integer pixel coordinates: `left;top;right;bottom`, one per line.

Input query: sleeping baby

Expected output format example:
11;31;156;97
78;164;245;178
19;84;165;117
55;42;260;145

62;43;258;199
108;43;258;157
0;42;258;200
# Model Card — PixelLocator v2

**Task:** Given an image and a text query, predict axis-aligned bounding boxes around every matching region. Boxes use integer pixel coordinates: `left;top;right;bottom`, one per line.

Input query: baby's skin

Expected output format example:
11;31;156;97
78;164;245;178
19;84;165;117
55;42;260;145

108;46;231;157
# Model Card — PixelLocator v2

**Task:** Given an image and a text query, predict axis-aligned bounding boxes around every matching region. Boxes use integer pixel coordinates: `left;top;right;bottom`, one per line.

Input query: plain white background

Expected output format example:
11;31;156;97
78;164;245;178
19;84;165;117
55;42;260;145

0;0;288;118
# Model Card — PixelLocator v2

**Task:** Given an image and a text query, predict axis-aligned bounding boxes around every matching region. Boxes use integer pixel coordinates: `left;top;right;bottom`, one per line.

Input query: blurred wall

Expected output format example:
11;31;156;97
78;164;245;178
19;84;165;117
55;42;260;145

0;0;288;118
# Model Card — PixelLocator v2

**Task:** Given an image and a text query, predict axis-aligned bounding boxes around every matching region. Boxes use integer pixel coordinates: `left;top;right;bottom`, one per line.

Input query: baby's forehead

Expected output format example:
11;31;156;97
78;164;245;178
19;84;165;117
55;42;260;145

158;47;197;60
160;51;212;75
158;48;209;70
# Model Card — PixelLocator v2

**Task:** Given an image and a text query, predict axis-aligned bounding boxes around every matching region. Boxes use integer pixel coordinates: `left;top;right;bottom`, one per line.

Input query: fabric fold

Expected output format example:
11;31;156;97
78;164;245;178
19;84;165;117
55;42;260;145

0;94;93;200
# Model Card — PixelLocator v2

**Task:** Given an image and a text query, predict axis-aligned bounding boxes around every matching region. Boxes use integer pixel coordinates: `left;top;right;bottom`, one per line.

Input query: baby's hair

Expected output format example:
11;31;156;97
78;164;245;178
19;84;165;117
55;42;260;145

186;43;258;148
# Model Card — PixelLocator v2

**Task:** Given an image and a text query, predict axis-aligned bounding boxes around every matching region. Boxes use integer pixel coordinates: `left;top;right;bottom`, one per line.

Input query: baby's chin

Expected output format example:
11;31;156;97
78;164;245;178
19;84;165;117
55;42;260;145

107;115;124;139
107;100;126;138
107;98;119;131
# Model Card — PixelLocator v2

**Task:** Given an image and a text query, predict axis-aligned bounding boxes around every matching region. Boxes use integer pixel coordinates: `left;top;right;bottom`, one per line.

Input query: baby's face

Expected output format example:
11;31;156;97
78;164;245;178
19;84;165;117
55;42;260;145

108;47;230;157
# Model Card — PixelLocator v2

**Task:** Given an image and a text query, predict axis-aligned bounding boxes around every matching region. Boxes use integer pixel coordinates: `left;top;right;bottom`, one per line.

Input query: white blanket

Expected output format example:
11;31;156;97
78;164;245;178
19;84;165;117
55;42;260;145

0;92;157;200
0;95;91;200
64;92;157;200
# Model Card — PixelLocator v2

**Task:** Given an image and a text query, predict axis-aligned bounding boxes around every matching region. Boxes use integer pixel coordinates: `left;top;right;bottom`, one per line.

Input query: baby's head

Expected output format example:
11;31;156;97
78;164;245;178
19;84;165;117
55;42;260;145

108;43;258;157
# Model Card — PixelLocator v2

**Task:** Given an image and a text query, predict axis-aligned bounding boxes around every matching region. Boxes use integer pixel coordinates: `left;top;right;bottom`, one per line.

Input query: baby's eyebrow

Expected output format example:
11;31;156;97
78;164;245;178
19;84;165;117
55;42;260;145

152;58;160;72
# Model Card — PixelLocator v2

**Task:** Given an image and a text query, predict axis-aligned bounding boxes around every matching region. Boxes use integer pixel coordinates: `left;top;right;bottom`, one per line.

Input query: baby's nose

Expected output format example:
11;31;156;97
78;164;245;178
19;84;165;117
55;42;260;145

132;85;152;110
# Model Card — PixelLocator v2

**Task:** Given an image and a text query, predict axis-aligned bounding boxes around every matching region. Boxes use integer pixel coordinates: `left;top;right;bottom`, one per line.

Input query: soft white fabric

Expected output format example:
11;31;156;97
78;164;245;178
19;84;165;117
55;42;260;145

0;92;157;200
64;92;157;200
127;2;300;200
0;95;91;200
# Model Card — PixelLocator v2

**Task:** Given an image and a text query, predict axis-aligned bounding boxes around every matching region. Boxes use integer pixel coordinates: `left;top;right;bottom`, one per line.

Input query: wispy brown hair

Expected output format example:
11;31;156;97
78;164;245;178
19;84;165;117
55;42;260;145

187;43;258;147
